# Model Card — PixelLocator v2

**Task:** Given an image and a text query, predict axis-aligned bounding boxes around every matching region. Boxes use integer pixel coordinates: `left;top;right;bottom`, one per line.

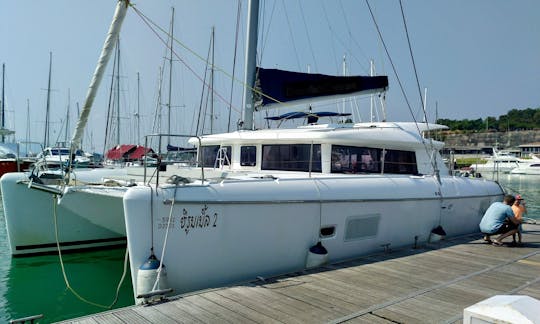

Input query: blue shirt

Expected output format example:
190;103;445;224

479;202;515;234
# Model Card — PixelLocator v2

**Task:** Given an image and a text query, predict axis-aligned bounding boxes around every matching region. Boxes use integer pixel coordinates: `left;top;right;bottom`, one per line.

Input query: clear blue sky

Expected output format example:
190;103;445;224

1;0;539;153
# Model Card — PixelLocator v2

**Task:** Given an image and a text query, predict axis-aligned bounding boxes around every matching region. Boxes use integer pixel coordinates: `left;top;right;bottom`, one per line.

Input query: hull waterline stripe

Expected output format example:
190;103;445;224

15;236;127;251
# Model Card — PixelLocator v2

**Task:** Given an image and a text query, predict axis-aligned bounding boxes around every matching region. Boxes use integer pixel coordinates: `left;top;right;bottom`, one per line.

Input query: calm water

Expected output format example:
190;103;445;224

0;201;134;323
0;174;538;323
490;173;540;218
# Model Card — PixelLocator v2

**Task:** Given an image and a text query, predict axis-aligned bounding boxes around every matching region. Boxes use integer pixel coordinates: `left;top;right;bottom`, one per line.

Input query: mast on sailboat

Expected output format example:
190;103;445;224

64;89;71;144
136;71;140;146
1;63;4;143
240;0;260;131
167;7;174;146
116;38;121;146
70;0;130;154
43;52;53;148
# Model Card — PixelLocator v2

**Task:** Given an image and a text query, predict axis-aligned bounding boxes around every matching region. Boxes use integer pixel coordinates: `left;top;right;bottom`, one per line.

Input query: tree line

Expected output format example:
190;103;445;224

436;108;540;132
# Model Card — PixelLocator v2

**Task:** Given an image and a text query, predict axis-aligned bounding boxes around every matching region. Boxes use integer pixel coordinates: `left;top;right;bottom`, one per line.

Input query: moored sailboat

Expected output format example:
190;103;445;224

120;0;504;304
1;0;131;256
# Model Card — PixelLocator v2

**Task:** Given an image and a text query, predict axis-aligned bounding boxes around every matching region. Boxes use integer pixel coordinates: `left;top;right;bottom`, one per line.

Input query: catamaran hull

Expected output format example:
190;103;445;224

124;175;503;302
1;172;126;256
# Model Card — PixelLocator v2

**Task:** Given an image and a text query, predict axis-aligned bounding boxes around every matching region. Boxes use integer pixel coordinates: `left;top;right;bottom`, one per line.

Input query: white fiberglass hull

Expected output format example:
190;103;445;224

509;166;540;175
1;171;127;256
124;174;503;302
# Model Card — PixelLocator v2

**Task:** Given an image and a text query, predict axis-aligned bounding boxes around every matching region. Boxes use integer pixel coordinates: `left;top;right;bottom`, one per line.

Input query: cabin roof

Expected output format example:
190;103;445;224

188;122;445;150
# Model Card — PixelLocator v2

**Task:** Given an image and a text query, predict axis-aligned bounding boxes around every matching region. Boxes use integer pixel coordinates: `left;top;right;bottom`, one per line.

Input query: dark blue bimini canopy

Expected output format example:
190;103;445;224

265;111;352;124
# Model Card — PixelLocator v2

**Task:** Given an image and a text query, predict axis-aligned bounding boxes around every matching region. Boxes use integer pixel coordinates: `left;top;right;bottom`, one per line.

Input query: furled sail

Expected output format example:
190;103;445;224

254;67;388;110
70;0;129;151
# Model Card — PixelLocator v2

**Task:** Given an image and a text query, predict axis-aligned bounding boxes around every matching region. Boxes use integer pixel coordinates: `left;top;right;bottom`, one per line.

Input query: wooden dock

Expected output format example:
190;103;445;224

59;224;540;323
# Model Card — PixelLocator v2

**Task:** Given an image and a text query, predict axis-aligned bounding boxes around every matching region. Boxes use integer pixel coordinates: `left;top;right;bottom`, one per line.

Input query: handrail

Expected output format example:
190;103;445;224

142;133;203;185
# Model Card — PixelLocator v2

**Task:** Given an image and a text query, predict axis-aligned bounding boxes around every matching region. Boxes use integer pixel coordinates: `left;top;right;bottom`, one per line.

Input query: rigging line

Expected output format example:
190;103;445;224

53;196;124;309
399;0;439;175
282;0;302;71
131;5;286;112
320;1;339;74
227;0;242;132
199;34;214;135
365;0;417;126
258;0;277;64
104;41;119;155
365;0;437;174
131;6;241;115
298;0;318;72
399;0;429;125
196;33;212;135
321;2;369;75
338;0;372;72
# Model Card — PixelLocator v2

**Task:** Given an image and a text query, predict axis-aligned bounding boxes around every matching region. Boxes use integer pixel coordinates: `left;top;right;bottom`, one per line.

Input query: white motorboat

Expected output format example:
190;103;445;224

510;154;540;175
35;147;92;170
470;148;531;174
120;0;504;304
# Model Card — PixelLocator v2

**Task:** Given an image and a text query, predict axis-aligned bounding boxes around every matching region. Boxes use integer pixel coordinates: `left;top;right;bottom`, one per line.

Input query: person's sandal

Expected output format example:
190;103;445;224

492;240;503;246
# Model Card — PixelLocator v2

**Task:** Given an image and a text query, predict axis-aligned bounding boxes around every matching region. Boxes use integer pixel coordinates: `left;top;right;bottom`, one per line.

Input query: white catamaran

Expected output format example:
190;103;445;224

119;0;504;304
1;1;504;308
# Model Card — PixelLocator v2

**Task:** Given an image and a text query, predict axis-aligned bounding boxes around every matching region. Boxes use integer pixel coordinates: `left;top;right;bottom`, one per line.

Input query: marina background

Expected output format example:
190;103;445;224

0;173;537;323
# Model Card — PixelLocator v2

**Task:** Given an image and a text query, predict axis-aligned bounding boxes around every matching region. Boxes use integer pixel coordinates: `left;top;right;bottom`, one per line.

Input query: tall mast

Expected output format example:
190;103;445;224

167;7;175;145
341;55;346;115
1;63;4;142
240;0;260;130
70;0;130;152
116;37;121;146
26;99;30;153
137;71;140;146
167;7;174;144
44;52;52;148
369;60;374;123
76;102;82;148
65;88;70;144
210;26;215;134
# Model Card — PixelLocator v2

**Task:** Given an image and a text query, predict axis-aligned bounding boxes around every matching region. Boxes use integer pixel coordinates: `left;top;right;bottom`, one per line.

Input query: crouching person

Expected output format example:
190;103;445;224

479;194;521;246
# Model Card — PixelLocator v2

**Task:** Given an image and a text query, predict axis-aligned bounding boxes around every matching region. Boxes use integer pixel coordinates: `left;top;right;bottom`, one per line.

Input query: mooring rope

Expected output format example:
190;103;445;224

52;195;129;309
152;184;178;291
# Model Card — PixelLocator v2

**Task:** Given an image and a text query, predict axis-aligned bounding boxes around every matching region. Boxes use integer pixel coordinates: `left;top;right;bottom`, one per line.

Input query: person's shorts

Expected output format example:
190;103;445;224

493;220;519;235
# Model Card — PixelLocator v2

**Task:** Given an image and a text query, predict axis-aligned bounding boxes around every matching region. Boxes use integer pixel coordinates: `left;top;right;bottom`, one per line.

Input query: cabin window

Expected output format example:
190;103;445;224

331;145;381;173
261;144;321;172
383;149;418;174
200;145;231;167
331;145;418;175
240;146;257;166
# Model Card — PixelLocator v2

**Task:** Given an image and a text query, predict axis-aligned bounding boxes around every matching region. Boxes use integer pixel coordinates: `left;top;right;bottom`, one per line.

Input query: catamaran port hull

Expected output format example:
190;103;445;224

1;172;126;256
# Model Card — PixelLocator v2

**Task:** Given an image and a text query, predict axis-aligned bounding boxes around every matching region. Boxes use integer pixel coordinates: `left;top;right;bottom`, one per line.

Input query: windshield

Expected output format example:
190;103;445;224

51;149;71;156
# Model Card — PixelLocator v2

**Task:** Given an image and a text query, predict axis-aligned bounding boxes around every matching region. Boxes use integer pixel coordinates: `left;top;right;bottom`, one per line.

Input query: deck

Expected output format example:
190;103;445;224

59;224;540;323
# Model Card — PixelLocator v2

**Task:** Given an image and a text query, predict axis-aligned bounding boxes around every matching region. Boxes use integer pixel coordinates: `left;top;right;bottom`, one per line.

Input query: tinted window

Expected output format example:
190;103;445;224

200;145;231;167
331;145;380;173
383;149;418;174
240;146;257;166
331;145;417;175
262;144;321;172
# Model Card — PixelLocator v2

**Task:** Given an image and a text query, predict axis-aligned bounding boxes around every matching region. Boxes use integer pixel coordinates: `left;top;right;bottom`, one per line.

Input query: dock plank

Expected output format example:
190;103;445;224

202;290;281;323
183;294;256;323
59;225;540;324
